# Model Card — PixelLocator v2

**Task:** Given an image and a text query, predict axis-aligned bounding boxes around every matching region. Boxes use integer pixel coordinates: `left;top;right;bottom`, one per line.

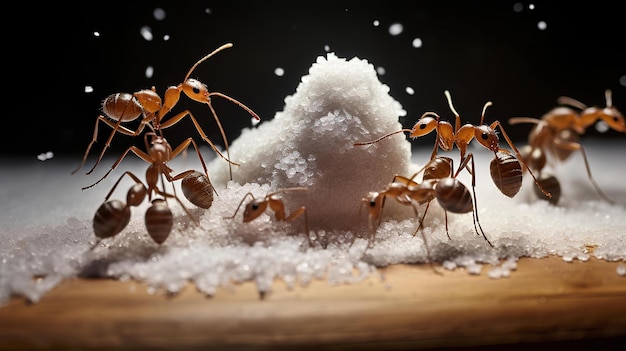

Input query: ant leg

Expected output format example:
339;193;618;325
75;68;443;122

554;138;614;204
82;146;152;190
73;116;146;175
284;207;313;248
457;154;492;247
160;109;238;180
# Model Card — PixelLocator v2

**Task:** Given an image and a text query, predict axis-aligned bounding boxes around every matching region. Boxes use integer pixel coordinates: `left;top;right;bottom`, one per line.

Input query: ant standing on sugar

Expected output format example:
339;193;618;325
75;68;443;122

361;155;493;274
73;43;261;180
355;90;550;200
508;89;624;204
362;156;493;249
225;187;313;247
88;131;214;247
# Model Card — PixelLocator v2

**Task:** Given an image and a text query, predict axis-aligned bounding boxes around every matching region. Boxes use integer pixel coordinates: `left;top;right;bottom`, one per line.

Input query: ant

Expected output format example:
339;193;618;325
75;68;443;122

90;132;215;247
225;187;313;247
355;90;551;200
508;89;624;204
73;42;261;180
363;156;492;246
361;156;492;272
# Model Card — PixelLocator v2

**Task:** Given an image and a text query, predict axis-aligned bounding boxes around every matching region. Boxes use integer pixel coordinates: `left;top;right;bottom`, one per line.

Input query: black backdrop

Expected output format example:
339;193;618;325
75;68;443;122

19;1;625;158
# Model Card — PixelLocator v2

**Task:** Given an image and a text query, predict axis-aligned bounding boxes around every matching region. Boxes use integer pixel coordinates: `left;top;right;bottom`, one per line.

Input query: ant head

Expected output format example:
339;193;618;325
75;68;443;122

177;43;234;105
181;78;211;104
409;112;440;137
576;89;625;133
243;198;268;222
474;125;500;152
598;107;625;133
147;134;172;161
474;101;500;151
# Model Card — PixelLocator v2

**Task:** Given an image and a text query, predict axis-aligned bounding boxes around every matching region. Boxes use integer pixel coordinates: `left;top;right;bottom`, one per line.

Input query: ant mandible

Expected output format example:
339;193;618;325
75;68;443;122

225;187;313;247
73;43;261;180
508;89;624;204
355;90;551;200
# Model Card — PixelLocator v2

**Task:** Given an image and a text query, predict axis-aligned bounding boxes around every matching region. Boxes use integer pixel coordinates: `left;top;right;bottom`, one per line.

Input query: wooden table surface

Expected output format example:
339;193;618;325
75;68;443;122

1;256;625;351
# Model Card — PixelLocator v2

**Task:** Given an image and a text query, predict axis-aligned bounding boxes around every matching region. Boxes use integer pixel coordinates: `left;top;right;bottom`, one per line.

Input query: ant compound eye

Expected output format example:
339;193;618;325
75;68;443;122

419;123;427;130
192;86;201;94
369;200;377;207
481;132;489;140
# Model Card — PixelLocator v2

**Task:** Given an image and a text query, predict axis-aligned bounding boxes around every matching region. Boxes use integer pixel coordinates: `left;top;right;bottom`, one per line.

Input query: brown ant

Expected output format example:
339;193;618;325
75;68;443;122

73;43;261;179
355;90;551;200
362;155;493;252
90;132;215;247
225;187;313;247
508;89;624;204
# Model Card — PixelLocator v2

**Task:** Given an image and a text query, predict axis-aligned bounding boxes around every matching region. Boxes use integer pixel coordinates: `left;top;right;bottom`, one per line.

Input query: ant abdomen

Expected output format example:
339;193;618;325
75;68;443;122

145;199;173;244
490;151;523;198
182;171;214;209
93;200;131;239
102;93;144;122
534;174;561;205
435;178;473;214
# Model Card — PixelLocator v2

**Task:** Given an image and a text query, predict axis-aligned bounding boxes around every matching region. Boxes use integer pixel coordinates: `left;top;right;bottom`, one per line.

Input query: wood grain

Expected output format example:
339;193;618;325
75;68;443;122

1;256;625;350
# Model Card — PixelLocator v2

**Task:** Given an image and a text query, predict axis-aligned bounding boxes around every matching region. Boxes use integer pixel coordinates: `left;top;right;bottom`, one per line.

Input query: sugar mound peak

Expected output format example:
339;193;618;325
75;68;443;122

209;53;413;231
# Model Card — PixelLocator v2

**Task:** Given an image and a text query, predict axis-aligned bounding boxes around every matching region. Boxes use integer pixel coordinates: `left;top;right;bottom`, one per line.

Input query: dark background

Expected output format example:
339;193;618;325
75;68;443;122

18;0;625;159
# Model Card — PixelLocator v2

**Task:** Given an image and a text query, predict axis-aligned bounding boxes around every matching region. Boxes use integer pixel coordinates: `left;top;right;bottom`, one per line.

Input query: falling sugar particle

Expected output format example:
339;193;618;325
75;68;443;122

274;67;285;77
388;23;403;36
529;3;535;10
140;26;153;41
153;8;166;21
405;86;415;95
537;21;547;30
324;45;330;52
512;2;524;12
595;120;609;133
84;85;94;93
37;151;54;161
619;75;626;87
412;38;423;48
376;66;386;75
145;66;154;79
205;8;212;15
93;31;100;38
373;20;380;27
163;34;170;41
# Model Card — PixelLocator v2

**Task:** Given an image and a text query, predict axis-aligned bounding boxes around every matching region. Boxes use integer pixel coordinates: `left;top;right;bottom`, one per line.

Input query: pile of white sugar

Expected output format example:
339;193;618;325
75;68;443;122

1;53;624;306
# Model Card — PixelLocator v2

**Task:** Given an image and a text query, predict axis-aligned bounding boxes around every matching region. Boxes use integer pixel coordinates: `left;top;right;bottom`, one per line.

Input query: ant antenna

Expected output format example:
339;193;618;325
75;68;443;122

605;89;613;108
480;101;493;125
224;192;255;219
184;43;234;81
